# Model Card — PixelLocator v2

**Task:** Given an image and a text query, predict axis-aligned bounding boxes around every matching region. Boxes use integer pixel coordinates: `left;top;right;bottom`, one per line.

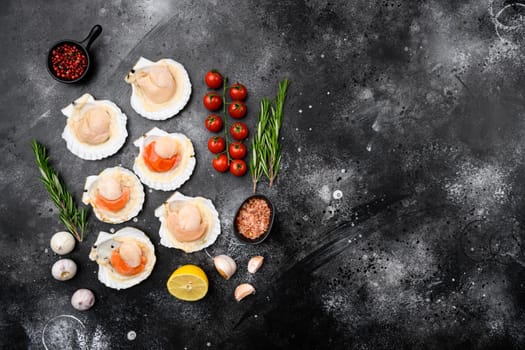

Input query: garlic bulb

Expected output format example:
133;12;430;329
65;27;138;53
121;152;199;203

51;259;77;281
50;231;76;255
213;255;237;280
234;283;256;302
71;289;95;311
248;256;264;273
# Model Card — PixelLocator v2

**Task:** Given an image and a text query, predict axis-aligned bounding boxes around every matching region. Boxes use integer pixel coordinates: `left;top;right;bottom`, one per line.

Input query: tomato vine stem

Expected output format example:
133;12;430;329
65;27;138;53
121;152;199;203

222;76;232;162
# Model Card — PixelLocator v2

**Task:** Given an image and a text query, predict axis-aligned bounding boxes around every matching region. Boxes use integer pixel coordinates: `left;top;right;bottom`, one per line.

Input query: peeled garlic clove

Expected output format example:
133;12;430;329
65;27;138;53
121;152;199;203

213;255;237;280
71;289;95;311
234;283;256;302
248;256;264;274
50;231;76;255
51;259;77;281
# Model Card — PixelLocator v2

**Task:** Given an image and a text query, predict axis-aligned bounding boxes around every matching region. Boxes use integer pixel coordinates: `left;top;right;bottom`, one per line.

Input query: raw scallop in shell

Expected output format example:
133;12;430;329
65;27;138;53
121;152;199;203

62;93;127;160
133;127;196;191
82;166;145;224
89;227;156;290
124;57;191;120
154;192;220;253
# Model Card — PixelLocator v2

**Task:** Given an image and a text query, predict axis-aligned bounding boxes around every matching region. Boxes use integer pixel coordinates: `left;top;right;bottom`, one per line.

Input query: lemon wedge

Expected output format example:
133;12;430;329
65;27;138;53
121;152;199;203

166;264;209;301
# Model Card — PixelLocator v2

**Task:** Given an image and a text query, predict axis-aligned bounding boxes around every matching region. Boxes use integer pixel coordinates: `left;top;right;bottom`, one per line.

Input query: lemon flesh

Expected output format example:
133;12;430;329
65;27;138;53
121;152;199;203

166;265;209;301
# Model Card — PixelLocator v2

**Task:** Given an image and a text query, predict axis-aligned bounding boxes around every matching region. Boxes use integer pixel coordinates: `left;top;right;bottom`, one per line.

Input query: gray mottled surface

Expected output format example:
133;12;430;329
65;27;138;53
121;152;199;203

2;0;525;349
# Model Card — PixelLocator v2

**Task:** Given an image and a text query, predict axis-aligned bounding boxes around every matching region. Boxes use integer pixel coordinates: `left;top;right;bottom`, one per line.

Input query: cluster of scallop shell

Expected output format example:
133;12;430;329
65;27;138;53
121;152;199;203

60;57;222;290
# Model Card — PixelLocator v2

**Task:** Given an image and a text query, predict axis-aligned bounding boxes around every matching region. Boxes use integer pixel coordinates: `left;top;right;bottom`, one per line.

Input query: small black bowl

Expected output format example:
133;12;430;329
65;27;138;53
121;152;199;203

233;194;275;244
47;24;102;84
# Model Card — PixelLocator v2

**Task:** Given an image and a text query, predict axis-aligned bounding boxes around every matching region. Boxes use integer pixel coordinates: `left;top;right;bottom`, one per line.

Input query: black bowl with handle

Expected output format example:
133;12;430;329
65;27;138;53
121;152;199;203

47;24;102;84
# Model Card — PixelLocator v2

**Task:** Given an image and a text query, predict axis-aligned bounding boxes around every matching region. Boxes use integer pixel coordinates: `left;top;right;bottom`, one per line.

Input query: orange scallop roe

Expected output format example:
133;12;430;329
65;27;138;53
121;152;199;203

110;248;147;276
94;186;130;212
143;141;180;172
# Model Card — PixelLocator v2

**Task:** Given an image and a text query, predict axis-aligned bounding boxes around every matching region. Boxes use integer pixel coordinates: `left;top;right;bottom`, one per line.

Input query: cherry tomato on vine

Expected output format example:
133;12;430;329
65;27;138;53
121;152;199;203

208;136;226;154
212;154;229;172
230;122;249;140
229;142;247;159
229;83;248;101
205;70;223;89
230;159;248;176
203;92;222;111
228;101;247;119
205;114;223;132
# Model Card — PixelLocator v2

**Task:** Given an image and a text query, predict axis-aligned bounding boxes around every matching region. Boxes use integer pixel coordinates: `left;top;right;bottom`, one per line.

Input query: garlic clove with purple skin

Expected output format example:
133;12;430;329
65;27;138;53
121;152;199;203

234;283;256;302
51;259;77;281
213;255;237;280
71;289;95;311
247;256;264;274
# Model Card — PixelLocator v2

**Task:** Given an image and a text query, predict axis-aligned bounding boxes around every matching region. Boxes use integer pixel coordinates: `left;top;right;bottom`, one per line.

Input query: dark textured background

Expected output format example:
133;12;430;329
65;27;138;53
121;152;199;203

2;0;525;349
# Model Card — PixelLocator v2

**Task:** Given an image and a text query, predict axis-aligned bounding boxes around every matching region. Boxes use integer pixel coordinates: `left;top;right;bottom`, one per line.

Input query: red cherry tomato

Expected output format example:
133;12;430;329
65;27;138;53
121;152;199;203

229;142;247;159
229;83;248;101
203;92;222;111
212;154;229;172
230;159;248;176
205;70;223;89
205;114;223;132
228;101;247;119
208;136;226;154
230;122;249;140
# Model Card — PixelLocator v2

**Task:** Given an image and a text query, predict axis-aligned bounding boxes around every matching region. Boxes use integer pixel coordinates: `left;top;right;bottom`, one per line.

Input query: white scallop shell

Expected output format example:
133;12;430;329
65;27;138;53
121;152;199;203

133;127;196;191
61;93;127;160
126;57;192;120
154;191;221;253
82;167;145;224
92;227;156;290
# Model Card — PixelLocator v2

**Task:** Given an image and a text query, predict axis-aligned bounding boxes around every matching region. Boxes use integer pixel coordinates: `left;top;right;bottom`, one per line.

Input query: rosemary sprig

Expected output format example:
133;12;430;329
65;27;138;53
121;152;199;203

264;79;289;186
249;79;289;192
268;79;289;185
250;99;271;193
31;140;88;242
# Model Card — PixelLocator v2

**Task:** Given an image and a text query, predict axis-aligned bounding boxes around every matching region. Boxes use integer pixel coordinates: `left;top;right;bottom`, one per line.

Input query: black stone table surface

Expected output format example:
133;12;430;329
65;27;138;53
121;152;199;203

2;1;525;349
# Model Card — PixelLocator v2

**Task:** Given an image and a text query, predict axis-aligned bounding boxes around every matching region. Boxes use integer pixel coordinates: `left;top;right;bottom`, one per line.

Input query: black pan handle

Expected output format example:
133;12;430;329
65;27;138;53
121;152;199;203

80;24;102;51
